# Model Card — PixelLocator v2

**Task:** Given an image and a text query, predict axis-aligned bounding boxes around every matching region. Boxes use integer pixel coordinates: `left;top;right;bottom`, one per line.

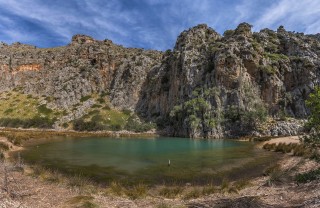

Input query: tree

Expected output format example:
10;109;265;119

304;86;320;145
170;88;220;138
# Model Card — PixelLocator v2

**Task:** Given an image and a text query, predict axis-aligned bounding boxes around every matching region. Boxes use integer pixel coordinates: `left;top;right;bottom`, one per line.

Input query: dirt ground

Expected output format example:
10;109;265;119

0;136;319;208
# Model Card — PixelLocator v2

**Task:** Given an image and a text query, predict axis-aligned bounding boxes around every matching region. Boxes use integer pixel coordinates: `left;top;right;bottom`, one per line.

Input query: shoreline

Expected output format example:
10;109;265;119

0;127;160;139
1;134;319;207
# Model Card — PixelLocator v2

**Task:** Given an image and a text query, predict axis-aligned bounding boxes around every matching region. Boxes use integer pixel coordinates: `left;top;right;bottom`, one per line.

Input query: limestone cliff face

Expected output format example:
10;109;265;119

0;23;319;137
0;36;162;110
137;23;320;138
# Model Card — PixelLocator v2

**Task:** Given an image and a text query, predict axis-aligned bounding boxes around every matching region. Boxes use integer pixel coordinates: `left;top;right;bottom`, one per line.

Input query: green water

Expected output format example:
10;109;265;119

20;137;277;185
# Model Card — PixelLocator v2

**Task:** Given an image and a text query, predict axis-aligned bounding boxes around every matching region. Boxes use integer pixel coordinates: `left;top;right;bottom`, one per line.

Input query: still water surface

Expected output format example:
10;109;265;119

20;137;277;185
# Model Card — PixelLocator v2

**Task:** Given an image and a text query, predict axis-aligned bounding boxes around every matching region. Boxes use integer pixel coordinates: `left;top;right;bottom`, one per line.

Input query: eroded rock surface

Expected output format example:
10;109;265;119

1;23;319;138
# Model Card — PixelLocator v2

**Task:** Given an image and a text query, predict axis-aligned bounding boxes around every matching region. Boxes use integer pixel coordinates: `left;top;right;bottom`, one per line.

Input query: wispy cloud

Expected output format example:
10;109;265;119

0;0;319;50
253;0;320;33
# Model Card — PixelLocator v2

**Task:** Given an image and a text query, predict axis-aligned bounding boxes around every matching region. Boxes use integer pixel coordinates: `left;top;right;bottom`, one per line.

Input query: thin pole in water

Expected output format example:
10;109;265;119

168;159;170;166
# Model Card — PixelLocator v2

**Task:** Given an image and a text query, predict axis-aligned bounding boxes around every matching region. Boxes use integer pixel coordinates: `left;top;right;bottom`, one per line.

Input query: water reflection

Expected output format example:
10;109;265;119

20;137;277;185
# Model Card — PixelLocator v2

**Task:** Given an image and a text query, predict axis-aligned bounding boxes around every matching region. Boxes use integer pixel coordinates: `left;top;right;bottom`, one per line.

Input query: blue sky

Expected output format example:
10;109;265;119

0;0;319;51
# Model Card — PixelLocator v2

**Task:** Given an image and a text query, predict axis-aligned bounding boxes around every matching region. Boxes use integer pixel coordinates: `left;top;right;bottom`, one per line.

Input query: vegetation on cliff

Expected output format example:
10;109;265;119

0;23;319;138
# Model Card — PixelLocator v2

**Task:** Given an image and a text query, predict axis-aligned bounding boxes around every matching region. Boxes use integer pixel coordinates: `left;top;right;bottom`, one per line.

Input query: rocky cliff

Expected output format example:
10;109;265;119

0;23;319;138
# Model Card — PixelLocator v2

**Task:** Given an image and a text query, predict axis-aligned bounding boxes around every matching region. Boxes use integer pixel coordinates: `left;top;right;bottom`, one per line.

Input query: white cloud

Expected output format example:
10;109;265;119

254;0;320;33
1;0;319;50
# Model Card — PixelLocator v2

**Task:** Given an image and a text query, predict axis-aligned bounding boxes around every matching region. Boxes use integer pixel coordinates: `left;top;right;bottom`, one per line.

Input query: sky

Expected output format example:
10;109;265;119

0;0;319;51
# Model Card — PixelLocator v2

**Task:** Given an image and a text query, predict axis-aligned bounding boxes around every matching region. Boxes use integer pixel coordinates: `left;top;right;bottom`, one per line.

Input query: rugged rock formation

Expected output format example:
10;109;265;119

138;23;320;138
0;23;319;138
0;36;162;110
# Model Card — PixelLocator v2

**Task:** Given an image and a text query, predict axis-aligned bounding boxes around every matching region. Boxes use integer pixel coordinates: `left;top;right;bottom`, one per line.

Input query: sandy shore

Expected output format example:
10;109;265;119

1;135;319;207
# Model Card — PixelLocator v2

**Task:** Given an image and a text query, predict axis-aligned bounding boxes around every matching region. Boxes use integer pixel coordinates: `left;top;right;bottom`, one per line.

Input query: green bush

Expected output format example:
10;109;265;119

304;86;320;145
73;119;105;131
223;30;234;37
125;115;155;132
37;104;53;115
295;168;320;183
80;95;91;102
0;117;54;129
224;104;267;131
122;109;132;116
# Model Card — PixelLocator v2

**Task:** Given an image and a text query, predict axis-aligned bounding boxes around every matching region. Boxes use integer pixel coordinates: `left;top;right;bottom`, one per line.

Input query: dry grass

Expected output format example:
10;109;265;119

108;181;125;196
263;142;319;160
159;186;183;198
183;188;201;200
220;179;238;194
201;184;219;195
125;183;148;199
66;195;98;208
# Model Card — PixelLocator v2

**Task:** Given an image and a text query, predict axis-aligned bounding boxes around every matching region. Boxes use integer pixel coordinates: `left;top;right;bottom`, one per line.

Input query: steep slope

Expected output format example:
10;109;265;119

137;23;320;138
0;35;162;129
0;23;319;137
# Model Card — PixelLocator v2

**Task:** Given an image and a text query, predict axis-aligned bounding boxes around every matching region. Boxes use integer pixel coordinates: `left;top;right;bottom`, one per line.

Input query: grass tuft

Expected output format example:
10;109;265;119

183;188;201;200
159;187;183;198
125;183;148;199
67;195;98;208
202;184;218;195
109;181;124;196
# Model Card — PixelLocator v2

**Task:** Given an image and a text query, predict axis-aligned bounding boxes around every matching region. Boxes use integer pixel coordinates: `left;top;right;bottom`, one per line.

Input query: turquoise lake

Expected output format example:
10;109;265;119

20;137;278;185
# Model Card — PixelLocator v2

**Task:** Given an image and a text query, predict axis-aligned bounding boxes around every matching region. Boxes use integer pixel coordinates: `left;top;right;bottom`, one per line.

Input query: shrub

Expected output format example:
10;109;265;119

110;124;122;131
73;119;105;131
125;115;155;132
102;105;111;110
223;30;234;37
0;142;9;151
264;164;286;186
0;117;54;129
37;104;53;115
92;104;102;108
303;86;320;147
80;95;92;102
264;53;289;62
62;123;69;128
97;98;105;104
295;168;320;183
122;109;132;116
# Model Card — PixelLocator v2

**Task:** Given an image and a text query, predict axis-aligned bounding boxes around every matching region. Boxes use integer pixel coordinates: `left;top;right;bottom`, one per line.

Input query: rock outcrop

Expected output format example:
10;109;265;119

0;23;319;138
0;35;162;110
138;23;320;138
